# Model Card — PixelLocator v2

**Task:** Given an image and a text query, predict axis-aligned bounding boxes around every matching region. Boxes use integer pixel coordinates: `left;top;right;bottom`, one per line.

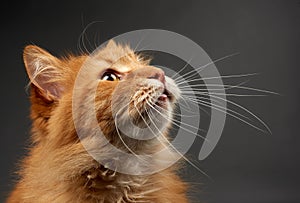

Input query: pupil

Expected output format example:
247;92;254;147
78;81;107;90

107;74;114;81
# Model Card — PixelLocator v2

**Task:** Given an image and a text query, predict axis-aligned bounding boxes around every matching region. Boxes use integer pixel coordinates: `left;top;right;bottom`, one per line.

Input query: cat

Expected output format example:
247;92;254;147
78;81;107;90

7;40;189;203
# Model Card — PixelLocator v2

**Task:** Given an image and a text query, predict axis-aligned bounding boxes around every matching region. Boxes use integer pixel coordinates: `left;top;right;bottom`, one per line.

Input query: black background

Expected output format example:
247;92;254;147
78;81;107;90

1;1;299;202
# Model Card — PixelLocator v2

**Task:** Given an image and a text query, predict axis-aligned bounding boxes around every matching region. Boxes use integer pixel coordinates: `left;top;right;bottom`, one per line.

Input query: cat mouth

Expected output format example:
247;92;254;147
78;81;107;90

130;94;171;129
127;85;175;127
155;89;172;107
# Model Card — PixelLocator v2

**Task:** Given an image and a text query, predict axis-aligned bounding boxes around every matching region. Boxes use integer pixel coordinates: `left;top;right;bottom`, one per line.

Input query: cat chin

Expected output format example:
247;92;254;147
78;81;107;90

115;112;170;141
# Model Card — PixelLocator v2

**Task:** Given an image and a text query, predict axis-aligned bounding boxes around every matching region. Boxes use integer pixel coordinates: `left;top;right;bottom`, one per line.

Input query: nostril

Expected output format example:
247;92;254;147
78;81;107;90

148;71;165;84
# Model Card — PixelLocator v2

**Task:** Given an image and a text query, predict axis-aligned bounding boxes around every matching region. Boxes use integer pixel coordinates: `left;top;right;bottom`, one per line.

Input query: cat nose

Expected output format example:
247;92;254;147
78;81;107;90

147;70;165;84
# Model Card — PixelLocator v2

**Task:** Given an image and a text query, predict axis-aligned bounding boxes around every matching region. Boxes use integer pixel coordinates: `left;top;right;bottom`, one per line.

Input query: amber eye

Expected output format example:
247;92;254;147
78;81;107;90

101;72;120;81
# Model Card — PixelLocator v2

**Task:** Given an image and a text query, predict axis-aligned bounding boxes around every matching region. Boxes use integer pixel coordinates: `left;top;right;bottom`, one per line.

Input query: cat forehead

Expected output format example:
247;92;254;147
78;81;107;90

113;64;133;73
89;43;149;73
101;54;143;73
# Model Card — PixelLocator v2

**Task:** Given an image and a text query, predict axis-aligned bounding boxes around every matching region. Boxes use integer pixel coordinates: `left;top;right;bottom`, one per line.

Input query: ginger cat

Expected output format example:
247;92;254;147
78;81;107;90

7;41;188;203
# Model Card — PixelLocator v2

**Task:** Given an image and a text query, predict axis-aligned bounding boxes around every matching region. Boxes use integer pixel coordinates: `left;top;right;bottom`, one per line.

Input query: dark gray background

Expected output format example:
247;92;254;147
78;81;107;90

1;0;299;202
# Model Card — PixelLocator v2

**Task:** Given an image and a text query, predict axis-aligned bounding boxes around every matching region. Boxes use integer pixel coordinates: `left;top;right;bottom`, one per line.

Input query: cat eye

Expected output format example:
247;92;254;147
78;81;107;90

101;72;120;81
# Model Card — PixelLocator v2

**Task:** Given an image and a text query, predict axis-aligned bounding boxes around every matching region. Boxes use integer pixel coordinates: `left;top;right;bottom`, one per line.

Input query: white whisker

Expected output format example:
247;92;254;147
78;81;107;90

174;52;239;83
184;95;251;120
114;103;142;159
183;91;267;97
171;57;194;79
184;94;270;133
176;73;258;86
145;100;208;141
145;102;211;179
179;84;279;95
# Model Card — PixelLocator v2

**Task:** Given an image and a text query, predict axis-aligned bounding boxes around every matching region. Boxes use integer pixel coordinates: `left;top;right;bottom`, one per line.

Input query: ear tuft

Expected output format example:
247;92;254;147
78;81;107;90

105;40;118;49
23;45;63;100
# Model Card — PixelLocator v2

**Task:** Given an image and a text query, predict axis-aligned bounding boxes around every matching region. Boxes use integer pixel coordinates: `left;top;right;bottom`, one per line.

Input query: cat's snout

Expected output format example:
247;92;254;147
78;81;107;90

147;69;166;85
127;66;166;85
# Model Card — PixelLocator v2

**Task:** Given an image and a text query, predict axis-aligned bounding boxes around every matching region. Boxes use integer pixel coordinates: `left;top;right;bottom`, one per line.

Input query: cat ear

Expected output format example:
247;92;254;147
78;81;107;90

106;40;117;49
23;45;63;100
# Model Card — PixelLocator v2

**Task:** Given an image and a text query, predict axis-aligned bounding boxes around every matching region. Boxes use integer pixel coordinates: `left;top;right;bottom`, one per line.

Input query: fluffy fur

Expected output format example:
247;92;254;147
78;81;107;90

7;41;188;203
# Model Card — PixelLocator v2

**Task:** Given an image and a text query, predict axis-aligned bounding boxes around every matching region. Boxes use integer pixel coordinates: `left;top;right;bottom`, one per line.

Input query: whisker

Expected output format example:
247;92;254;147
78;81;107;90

148;93;200;117
184;94;270;133
78;20;104;55
151;103;206;133
205;93;272;133
133;34;148;53
184;95;251;120
114;103;143;160
187;90;271;132
174;52;239;83
145;100;208;141
176;73;259;86
180;80;250;93
171;56;195;79
177;92;212;117
179;84;279;95
145;103;211;179
183;91;267;97
186;97;268;132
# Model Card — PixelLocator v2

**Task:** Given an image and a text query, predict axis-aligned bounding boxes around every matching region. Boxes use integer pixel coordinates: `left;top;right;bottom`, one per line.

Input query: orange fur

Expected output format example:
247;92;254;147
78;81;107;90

7;41;188;203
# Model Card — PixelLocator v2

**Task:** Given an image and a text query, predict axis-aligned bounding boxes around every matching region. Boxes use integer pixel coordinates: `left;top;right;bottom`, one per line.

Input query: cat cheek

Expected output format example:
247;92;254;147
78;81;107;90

165;77;181;102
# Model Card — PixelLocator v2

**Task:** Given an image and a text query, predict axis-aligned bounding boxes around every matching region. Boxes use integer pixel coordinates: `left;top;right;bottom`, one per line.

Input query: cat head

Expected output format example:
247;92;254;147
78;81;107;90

23;40;181;156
